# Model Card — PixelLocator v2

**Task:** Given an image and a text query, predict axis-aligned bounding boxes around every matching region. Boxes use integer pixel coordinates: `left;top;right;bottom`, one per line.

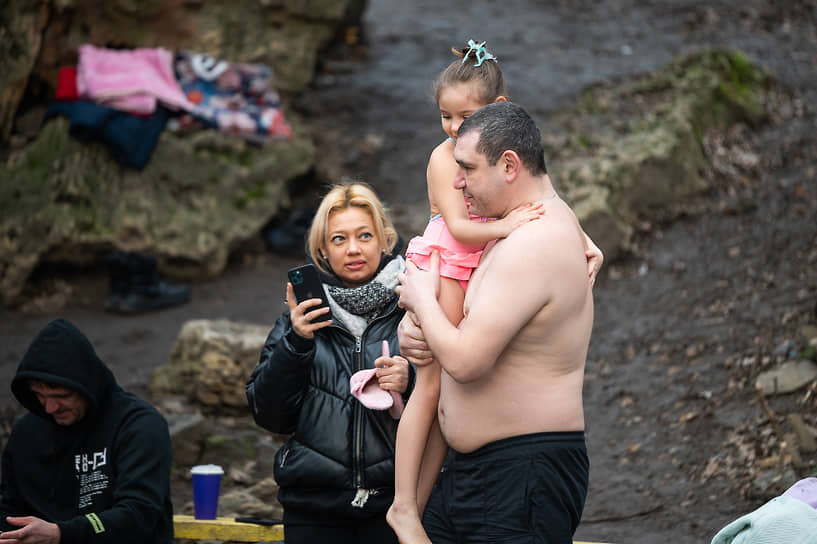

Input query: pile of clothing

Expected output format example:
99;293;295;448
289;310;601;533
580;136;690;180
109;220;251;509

46;44;293;169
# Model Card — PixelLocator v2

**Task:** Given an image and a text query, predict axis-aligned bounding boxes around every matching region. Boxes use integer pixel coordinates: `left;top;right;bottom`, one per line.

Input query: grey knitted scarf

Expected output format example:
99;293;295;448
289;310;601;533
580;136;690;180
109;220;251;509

325;256;405;337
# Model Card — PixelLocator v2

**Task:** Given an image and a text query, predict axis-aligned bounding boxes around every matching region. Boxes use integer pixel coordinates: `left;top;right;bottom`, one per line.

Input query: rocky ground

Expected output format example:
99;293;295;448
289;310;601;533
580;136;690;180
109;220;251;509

2;1;817;543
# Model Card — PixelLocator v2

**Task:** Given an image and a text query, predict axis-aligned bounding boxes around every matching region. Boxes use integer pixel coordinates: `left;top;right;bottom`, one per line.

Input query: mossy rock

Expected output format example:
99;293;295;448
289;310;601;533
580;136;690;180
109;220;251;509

544;49;774;259
0;119;314;304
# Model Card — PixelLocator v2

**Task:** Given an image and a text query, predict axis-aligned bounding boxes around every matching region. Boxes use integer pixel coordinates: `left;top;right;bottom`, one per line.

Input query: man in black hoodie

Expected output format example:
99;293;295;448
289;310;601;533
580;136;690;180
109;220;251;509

0;319;174;544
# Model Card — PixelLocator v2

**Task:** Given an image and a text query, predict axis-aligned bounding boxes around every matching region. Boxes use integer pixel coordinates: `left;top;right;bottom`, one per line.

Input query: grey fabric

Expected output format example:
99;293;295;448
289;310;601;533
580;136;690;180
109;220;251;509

325;257;404;337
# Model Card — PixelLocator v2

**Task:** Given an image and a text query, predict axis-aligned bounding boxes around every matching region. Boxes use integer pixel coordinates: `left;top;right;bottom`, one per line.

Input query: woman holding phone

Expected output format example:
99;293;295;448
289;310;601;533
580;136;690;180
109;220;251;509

246;182;412;544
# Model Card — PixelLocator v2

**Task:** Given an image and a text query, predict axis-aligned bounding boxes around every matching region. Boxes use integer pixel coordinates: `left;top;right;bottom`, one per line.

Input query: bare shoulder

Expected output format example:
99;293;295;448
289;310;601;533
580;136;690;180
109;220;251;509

427;139;455;168
426;140;458;193
483;220;547;273
502;201;586;266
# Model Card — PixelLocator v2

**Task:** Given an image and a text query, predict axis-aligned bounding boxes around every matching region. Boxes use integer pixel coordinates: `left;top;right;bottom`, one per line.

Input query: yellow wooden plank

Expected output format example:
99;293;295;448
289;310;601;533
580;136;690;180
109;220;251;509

173;515;284;542
173;515;609;543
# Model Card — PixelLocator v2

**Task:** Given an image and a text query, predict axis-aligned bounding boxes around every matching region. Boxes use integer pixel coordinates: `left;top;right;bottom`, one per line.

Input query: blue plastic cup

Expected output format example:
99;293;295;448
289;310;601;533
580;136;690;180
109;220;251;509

191;464;224;520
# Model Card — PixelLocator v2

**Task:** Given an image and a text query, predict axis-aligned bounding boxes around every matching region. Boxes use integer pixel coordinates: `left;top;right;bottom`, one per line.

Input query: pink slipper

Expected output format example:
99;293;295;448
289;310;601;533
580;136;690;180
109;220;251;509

388;389;404;419
349;369;404;419
350;368;392;410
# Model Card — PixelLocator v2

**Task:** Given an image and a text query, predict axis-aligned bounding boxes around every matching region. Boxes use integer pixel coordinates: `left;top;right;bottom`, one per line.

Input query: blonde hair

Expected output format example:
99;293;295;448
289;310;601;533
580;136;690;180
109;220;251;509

433;41;507;105
308;182;398;275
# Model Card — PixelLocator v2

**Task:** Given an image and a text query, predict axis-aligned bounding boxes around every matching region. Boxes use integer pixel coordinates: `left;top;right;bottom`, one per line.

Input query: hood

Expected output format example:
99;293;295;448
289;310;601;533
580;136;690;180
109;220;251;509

11;319;118;420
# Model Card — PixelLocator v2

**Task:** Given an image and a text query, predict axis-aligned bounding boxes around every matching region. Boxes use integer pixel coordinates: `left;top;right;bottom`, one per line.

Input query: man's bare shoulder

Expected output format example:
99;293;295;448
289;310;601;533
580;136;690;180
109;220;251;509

538;200;586;237
467;216;558;335
494;202;586;269
482;220;551;279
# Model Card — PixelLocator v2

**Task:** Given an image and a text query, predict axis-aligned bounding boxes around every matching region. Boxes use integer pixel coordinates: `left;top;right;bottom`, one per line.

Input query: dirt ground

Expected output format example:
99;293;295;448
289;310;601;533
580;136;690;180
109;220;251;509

2;1;817;543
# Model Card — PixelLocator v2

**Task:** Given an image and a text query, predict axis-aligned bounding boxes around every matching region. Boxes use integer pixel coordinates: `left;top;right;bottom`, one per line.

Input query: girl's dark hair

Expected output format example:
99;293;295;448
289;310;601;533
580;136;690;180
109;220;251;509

433;42;507;104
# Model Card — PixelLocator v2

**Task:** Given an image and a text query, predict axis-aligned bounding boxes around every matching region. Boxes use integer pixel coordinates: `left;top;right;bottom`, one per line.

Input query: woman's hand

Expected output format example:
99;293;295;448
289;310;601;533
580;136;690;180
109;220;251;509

374;354;409;395
286;282;332;339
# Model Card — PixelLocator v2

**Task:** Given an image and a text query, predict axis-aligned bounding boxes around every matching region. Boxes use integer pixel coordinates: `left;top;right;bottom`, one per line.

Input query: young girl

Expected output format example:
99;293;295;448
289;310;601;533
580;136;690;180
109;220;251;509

386;40;604;544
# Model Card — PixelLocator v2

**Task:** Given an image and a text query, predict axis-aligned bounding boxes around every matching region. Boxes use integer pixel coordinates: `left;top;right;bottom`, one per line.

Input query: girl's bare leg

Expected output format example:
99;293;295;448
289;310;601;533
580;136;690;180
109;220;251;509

387;361;439;544
388;277;463;544
416;416;447;514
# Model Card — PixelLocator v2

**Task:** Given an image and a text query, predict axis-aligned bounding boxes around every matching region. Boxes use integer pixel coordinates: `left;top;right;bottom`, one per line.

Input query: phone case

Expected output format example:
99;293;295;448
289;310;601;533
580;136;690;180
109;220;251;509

287;264;331;322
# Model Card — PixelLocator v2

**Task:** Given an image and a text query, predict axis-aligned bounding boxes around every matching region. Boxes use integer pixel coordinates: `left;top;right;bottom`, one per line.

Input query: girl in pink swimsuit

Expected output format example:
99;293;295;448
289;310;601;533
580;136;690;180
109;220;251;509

388;40;605;544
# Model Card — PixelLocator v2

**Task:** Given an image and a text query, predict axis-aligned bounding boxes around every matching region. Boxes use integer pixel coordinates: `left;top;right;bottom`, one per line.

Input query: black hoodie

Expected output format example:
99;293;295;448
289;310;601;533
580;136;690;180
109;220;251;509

1;319;173;544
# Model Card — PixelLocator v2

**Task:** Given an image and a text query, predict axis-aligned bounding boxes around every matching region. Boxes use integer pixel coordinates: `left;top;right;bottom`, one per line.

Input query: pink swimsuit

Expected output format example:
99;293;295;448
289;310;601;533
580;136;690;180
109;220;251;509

405;212;490;291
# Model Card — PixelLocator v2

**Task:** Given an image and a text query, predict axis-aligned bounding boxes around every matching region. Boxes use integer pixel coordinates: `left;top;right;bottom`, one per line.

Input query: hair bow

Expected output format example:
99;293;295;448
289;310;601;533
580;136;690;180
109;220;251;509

462;39;497;67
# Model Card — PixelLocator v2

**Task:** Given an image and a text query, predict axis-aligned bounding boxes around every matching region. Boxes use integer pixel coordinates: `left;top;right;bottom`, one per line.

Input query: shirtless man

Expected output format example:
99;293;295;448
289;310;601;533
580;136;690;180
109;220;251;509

396;101;595;543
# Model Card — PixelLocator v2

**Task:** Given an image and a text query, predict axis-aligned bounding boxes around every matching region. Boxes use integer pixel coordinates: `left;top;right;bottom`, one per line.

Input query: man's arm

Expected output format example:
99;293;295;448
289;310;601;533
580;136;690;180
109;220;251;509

58;408;172;544
399;225;556;383
0;421;57;543
1;434;19;521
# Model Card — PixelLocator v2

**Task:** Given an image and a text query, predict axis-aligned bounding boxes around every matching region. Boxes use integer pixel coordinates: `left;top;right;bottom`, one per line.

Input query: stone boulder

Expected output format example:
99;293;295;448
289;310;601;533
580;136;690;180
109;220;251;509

0;121;314;304
177;476;283;519
0;0;49;143
151;319;270;412
756;360;817;396
217;477;283;519
545;49;774;260
165;412;208;467
168;413;287;519
0;0;365;305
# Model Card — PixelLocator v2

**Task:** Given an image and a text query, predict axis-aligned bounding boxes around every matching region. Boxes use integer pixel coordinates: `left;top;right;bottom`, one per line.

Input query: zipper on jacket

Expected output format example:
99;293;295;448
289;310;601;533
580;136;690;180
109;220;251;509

354;334;363;488
350;301;402;493
279;447;289;467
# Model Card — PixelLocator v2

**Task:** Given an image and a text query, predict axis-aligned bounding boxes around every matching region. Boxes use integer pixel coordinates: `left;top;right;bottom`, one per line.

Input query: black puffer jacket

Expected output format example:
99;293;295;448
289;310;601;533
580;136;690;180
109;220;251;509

246;272;412;521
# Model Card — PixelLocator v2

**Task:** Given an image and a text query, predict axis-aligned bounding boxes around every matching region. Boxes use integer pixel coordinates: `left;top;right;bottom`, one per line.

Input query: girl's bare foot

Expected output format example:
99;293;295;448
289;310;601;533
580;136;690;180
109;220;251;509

387;500;432;544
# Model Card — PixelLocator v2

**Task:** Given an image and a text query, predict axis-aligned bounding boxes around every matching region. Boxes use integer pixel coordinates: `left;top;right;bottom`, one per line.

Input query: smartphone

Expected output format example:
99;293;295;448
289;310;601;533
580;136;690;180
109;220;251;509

287;264;331;322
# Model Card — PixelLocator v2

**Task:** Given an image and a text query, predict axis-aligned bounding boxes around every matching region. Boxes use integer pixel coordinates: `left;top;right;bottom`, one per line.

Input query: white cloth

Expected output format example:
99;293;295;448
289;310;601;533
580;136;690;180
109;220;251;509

711;495;817;544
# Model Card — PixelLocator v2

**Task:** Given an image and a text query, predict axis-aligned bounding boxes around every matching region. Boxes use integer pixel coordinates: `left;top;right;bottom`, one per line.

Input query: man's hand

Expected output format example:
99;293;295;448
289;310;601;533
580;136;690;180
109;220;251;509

397;311;433;366
0;516;60;544
397;251;441;315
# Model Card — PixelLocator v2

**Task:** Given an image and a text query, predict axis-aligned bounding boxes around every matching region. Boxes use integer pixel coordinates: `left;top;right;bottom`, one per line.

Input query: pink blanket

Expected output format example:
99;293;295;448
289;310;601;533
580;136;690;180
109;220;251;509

77;44;194;114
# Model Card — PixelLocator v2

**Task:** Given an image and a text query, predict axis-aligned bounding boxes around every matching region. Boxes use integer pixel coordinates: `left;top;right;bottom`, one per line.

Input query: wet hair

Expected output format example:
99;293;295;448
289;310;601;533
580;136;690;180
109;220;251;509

433;41;507;105
307;182;398;275
458;102;548;176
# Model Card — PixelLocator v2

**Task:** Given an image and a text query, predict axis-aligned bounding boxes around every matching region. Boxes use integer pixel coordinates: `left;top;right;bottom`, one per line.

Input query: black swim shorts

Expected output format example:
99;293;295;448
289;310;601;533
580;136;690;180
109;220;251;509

423;431;589;544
